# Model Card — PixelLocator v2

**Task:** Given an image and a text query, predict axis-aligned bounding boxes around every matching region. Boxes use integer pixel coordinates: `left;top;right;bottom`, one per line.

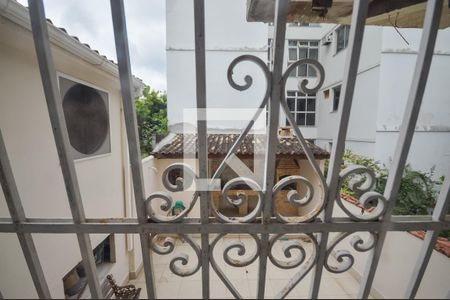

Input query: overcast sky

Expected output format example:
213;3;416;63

18;0;167;91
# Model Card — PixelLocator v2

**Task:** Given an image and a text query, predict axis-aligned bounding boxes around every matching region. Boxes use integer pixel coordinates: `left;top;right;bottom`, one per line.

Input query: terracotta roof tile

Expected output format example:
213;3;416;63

152;133;329;159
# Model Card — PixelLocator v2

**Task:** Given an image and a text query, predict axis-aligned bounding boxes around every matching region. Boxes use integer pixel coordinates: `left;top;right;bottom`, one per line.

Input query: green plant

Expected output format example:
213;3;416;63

332;150;444;217
135;86;168;156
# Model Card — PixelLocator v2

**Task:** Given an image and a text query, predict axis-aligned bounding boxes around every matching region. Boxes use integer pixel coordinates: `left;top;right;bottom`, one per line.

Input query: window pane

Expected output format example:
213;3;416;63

299;41;308;46
299;48;307;59
298;65;307;76
296;113;305;125
289;48;297;61
337;27;345;52
344;26;350;47
308;65;316;77
310;41;319;47
288;40;297;46
306;113;315;126
307;99;315;112
309;48;318;60
297;99;306;111
288;62;296;77
287;98;296;111
287;91;296;96
333;85;341;111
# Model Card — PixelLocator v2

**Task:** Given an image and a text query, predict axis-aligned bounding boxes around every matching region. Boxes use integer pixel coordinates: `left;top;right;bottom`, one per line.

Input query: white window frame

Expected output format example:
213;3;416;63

335;25;350;54
286;91;316;126
287;40;319;77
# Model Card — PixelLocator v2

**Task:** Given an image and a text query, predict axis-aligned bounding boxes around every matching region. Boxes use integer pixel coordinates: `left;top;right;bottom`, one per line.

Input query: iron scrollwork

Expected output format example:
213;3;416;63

337;165;387;221
145;163;199;222
150;233;201;277
269;234;319;299
210;234;260;299
325;232;377;274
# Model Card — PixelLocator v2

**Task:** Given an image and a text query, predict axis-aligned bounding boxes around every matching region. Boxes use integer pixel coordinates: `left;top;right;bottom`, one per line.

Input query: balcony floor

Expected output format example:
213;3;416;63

128;235;374;299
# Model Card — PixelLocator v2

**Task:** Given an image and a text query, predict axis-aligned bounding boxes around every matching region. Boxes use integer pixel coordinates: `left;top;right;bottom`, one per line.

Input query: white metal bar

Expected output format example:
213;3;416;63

27;1;102;298
0;217;448;234
109;1;156;298
405;167;450;299
193;0;210;298
0;130;51;299
309;1;370;298
258;1;289;298
358;1;443;298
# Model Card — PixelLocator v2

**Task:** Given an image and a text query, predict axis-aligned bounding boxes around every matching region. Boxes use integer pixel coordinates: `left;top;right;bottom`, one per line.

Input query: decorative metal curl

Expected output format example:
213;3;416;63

272;176;316;223
269;234;319;299
282;58;325;95
211;177;263;223
162;163;197;192
337;165;387;221
145;163;199;223
278;58;328;223
150;234;201;277
206;55;271;224
210;234;260;299
325;232;377;274
227;54;271;103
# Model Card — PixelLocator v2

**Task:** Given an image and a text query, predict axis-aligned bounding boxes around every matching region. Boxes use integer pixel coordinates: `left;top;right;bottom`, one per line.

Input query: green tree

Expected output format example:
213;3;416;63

135;86;168;156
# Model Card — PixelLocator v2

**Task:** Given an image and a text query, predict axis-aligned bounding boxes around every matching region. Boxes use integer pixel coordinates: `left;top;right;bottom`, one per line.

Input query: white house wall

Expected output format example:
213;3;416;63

0;16;131;298
375;27;450;177
166;0;268;130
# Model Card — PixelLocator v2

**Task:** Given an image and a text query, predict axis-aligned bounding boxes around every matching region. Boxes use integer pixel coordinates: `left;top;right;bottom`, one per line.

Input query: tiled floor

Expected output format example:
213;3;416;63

128;235;372;299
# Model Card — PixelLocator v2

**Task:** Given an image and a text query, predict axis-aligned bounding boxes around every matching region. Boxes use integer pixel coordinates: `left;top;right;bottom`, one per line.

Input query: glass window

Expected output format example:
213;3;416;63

287;40;320;77
285;91;316;126
332;85;341;112
306;113;315;126
287;98;296;111
289;48;297;61
336;25;350;53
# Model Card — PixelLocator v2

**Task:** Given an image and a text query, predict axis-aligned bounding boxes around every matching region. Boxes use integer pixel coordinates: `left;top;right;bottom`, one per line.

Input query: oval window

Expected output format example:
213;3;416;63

62;84;109;155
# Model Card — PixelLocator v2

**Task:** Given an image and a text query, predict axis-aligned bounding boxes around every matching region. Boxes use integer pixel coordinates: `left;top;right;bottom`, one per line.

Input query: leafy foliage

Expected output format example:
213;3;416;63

336;150;443;216
135;86;168;156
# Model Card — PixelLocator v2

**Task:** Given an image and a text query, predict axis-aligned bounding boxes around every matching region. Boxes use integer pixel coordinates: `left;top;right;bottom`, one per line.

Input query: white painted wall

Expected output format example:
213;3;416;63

332;205;450;299
0;12;134;298
375;27;450;176
166;0;268;130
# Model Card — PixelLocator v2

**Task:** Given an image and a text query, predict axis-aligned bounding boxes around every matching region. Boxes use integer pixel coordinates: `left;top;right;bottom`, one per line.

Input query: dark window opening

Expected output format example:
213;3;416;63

332;85;341;112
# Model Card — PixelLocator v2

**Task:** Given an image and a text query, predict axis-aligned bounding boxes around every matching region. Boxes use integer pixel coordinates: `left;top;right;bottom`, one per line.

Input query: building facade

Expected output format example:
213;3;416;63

0;1;145;297
166;0;450;178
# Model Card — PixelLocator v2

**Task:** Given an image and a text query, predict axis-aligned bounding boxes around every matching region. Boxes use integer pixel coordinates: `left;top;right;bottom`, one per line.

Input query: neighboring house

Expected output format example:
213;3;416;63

275;23;450;178
166;0;450;178
0;1;144;298
151;129;329;219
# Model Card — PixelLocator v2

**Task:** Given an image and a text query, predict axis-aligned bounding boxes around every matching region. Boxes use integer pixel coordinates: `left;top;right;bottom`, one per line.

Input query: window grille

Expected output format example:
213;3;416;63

0;0;448;299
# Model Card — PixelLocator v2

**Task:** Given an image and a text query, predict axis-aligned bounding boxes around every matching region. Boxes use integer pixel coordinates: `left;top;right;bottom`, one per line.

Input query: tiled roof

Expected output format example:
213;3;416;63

8;0;144;85
152;133;330;159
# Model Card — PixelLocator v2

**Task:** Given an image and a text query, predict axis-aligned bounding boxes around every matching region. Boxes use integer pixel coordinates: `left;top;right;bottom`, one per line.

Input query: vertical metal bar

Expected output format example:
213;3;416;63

27;1;102;298
257;1;288;298
109;1;156;298
405;169;450;298
309;1;370;298
193;0;210;298
405;168;450;299
0;131;51;299
358;1;443;298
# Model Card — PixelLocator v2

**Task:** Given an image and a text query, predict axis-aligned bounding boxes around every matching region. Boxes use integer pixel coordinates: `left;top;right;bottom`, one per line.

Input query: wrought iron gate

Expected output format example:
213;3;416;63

0;0;449;299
